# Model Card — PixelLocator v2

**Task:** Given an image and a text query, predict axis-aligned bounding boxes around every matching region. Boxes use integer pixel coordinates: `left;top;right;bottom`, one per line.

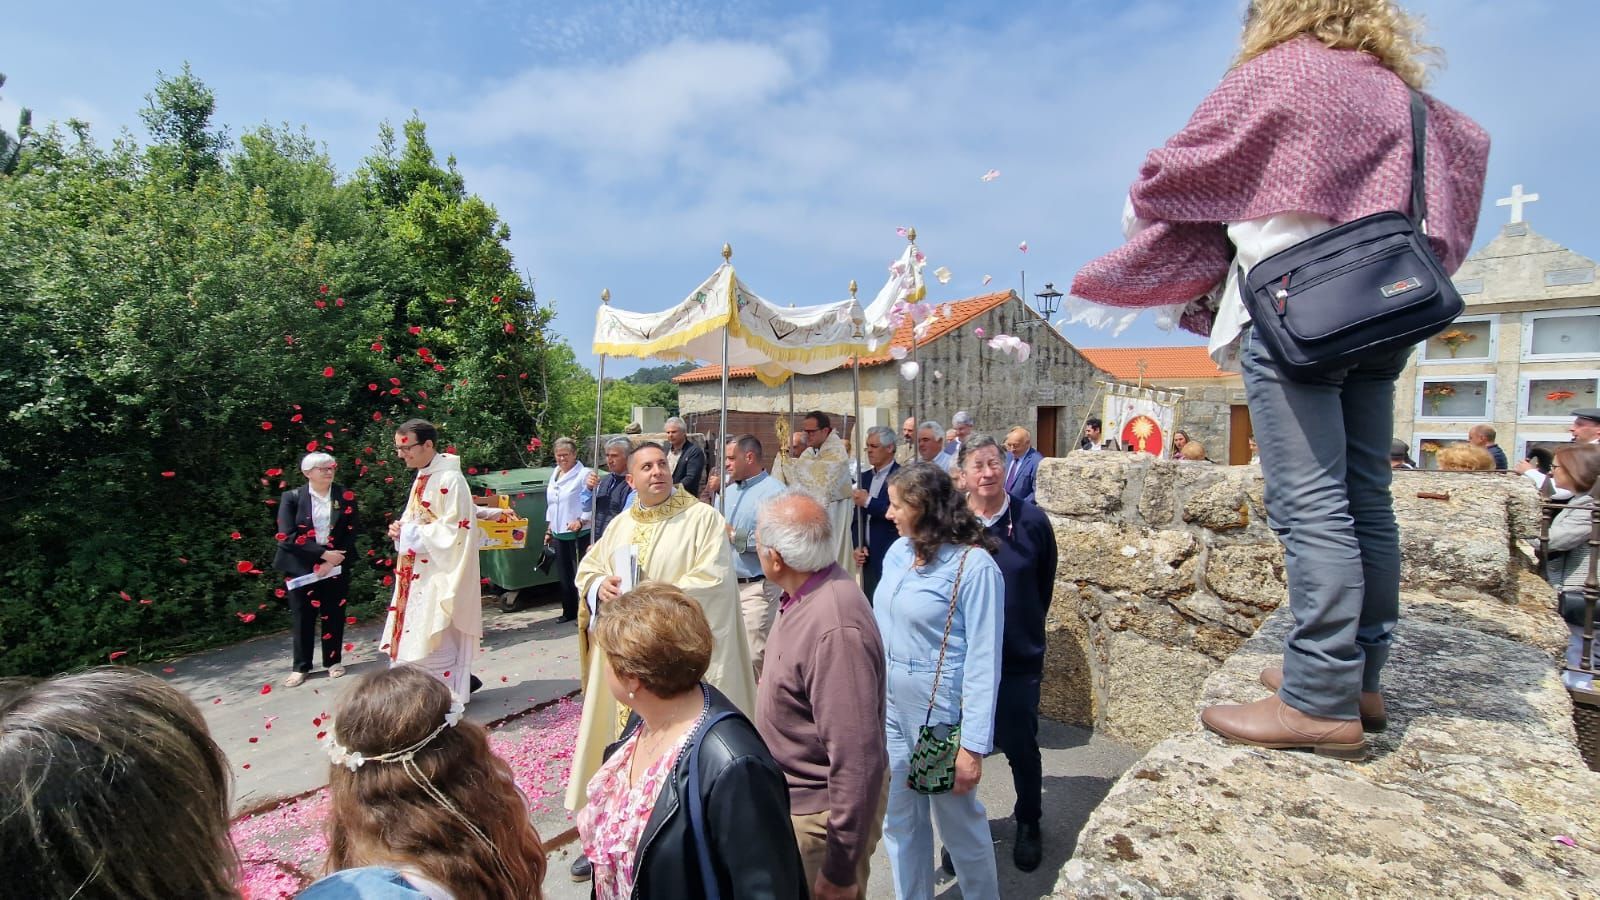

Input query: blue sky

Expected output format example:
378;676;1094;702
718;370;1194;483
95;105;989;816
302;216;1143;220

4;0;1596;374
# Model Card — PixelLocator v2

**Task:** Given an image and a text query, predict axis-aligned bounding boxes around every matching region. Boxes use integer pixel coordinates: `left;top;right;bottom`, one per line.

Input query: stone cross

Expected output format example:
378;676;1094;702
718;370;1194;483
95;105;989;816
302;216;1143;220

1495;183;1540;224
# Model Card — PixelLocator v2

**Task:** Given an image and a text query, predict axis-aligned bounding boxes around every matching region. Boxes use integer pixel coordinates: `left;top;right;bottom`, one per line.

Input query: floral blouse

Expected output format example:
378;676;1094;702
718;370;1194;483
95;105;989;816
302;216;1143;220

577;725;694;900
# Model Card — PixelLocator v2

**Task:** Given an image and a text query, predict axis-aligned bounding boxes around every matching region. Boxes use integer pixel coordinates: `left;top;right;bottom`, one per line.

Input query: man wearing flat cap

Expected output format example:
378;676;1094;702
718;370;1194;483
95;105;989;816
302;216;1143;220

1389;439;1415;470
1571;409;1600;444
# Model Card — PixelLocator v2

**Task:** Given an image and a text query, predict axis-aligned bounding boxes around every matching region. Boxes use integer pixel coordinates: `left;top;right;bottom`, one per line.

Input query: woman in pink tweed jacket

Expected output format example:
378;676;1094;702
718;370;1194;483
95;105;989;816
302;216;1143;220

1076;1;1489;758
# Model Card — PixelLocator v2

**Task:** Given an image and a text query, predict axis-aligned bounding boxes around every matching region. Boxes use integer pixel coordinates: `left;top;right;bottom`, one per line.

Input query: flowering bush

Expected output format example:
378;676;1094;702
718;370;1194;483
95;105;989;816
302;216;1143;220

0;71;590;674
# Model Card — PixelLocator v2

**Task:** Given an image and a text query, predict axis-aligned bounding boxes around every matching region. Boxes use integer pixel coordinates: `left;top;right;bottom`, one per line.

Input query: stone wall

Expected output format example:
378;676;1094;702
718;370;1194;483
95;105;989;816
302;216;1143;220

1037;454;1550;751
909;297;1102;454
1162;377;1245;462
1039;453;1600;896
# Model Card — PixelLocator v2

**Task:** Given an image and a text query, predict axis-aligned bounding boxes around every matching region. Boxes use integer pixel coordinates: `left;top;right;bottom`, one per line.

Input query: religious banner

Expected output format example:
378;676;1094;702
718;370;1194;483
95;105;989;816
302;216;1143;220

1101;382;1182;456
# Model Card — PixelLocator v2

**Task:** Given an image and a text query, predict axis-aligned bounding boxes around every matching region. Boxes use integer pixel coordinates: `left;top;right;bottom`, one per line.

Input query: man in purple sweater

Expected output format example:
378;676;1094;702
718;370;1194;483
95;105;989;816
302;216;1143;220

755;489;889;900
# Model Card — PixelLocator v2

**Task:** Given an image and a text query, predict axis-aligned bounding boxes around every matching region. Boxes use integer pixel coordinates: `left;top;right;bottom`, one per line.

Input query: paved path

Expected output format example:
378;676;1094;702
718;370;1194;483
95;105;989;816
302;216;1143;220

153;586;581;814
537;714;1138;900
152;588;1138;898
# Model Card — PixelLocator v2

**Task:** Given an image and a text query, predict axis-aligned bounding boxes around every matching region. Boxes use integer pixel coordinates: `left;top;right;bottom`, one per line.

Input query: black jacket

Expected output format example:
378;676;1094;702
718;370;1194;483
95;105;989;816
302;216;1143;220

600;685;805;899
984;494;1059;676
272;483;359;577
671;441;708;499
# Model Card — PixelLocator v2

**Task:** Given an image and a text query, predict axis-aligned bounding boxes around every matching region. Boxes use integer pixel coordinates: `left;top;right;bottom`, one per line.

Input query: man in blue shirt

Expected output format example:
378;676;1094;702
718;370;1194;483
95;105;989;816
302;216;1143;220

712;433;786;677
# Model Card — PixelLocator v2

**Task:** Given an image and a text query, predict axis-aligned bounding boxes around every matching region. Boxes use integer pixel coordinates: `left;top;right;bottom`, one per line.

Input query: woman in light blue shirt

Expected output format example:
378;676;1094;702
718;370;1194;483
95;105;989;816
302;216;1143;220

873;462;1005;900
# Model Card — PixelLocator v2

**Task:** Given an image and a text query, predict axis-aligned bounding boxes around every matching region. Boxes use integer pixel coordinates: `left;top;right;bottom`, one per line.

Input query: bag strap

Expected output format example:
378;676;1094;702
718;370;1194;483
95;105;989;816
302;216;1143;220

923;548;973;727
685;709;741;900
1408;89;1429;236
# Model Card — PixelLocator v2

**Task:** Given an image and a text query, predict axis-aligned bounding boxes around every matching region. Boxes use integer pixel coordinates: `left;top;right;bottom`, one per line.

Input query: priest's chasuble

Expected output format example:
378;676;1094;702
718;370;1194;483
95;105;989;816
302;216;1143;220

380;453;483;669
771;431;858;576
565;487;755;811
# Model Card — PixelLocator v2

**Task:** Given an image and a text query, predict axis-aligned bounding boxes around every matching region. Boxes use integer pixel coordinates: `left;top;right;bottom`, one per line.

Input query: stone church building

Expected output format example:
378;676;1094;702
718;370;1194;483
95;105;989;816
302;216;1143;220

673;290;1103;456
1395;194;1600;467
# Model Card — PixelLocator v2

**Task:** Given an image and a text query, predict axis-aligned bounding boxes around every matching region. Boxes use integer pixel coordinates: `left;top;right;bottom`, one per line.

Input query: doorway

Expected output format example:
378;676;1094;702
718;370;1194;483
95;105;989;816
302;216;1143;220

1037;406;1060;457
1228;405;1254;465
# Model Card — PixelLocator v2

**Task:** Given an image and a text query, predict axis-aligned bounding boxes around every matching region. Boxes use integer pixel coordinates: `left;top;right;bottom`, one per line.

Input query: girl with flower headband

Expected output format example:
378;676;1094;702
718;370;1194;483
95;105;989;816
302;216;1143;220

300;665;546;899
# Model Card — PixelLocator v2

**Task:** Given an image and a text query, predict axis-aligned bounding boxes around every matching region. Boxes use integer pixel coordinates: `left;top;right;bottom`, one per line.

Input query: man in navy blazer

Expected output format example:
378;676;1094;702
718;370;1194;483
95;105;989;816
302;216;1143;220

850;425;901;602
1004;427;1045;505
271;451;359;686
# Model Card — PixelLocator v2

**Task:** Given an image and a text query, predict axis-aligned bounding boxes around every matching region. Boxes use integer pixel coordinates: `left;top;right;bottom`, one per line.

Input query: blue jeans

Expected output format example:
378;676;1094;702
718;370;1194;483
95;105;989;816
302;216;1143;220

1239;325;1410;719
883;659;999;899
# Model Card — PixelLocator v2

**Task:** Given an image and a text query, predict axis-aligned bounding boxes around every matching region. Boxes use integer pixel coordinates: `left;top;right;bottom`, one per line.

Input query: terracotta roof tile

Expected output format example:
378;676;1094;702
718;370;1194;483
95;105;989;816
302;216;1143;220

1077;346;1231;380
673;291;1016;384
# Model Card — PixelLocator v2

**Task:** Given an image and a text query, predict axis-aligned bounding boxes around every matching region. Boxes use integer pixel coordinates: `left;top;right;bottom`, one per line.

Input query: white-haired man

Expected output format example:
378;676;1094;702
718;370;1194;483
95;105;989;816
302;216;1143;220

946;410;975;457
772;411;857;574
272;450;359;687
917;420;955;472
663;416;707;498
756;489;888;900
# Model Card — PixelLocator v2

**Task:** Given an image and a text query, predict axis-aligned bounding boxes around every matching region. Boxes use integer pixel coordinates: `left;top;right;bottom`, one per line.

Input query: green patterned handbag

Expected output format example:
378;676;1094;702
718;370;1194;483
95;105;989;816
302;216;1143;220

907;549;972;795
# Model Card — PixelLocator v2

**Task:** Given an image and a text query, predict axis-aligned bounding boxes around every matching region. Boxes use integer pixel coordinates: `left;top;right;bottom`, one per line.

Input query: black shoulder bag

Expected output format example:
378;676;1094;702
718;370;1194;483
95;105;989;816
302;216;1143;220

1240;90;1464;380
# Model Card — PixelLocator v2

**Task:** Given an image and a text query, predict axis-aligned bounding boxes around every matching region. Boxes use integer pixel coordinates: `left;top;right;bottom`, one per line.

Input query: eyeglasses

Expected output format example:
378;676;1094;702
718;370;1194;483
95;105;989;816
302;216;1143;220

394;445;422;455
312;464;338;472
802;428;820;434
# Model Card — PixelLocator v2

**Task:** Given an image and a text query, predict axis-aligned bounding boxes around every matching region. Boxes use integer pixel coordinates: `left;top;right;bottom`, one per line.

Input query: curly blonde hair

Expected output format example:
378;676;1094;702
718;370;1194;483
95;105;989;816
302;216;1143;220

1237;0;1439;88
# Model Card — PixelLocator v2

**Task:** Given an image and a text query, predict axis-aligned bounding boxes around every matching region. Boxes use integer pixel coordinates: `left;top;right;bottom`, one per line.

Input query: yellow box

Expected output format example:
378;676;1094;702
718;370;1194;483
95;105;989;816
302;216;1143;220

477;496;529;551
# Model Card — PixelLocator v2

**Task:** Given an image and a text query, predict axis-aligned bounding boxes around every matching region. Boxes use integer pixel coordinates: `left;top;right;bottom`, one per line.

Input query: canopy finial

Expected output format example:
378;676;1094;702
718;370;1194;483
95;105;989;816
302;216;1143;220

600;288;610;304
848;279;858;298
906;226;917;243
722;243;733;262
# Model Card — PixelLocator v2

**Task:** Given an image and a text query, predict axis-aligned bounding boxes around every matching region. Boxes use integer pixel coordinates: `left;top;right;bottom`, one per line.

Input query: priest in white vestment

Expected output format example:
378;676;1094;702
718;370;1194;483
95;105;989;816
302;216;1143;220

381;420;482;703
565;441;755;812
771;411;857;576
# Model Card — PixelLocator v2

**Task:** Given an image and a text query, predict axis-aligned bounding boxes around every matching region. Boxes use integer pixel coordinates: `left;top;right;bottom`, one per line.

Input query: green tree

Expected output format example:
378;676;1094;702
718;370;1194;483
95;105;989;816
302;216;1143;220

0;72;592;675
0;73;32;176
141;63;228;186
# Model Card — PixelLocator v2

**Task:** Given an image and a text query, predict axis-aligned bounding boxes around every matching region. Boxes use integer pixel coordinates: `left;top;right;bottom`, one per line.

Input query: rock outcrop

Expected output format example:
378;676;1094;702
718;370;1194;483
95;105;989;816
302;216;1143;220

1055;599;1599;898
1033;453;1598;897
1038;455;1550;751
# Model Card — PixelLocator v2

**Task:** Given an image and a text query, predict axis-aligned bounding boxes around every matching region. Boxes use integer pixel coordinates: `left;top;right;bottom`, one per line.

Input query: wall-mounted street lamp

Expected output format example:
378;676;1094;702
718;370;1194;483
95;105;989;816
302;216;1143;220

1033;282;1063;319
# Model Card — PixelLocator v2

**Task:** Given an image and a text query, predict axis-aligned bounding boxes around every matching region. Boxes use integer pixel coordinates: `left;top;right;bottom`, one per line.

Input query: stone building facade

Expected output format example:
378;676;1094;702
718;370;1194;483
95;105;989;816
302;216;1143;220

1396;212;1600;467
674;290;1104;456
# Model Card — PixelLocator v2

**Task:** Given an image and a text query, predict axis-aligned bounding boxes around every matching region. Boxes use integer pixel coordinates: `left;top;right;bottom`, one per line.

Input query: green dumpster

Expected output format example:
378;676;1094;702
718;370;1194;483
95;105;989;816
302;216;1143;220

468;467;558;595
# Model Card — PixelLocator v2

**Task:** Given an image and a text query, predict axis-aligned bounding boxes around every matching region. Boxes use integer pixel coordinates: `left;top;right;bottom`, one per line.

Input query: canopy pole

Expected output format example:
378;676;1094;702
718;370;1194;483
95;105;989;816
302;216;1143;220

593;288;610;471
906;227;921;440
849;278;865;586
718;243;733;514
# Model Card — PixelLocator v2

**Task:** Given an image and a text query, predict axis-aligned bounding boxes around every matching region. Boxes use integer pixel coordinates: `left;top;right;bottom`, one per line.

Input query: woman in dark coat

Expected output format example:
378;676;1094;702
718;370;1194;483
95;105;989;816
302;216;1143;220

272;451;358;687
575;582;803;899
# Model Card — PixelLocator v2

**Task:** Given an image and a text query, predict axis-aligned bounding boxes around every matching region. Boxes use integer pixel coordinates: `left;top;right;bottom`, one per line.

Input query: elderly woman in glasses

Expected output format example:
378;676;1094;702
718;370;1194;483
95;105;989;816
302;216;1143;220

272;451;360;687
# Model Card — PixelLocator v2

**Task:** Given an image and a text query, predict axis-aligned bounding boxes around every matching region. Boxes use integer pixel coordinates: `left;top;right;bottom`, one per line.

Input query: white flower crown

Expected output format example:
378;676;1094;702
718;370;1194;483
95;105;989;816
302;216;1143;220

324;696;466;771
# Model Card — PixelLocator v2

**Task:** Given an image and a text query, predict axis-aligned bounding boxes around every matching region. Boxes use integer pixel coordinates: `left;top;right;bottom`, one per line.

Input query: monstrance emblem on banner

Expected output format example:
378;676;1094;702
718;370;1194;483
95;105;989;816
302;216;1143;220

1122;415;1163;454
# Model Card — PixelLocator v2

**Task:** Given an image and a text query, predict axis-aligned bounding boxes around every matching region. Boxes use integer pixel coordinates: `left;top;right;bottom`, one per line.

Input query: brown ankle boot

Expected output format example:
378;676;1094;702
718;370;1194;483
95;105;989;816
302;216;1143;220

1259;666;1388;732
1200;694;1367;759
